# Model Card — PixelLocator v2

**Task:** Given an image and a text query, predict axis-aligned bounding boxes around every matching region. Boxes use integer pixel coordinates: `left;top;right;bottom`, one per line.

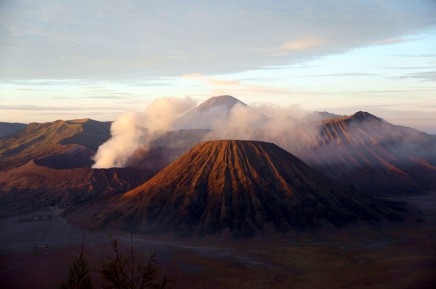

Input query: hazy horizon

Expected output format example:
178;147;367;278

1;0;436;133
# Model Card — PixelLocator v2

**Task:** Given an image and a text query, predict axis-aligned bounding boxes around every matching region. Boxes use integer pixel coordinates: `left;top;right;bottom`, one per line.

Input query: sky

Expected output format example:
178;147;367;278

1;0;436;133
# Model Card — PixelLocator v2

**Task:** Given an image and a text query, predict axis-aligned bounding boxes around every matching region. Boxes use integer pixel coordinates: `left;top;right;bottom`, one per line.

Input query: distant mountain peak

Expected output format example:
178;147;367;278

197;95;247;112
67;118;91;124
173;95;249;130
351;111;380;121
323;111;382;124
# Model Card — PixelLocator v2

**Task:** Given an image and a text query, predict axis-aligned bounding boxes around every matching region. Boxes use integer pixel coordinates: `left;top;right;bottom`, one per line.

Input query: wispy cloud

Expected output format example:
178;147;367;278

310;73;381;77
368;38;407;45
353;88;436;94
180;73;323;96
0;104;130;111
278;38;327;51
393;54;436;58
396;71;436;82
384;66;436;70
83;95;132;99
0;105;80;111
17;88;53;91
52;96;75;99
181;73;240;86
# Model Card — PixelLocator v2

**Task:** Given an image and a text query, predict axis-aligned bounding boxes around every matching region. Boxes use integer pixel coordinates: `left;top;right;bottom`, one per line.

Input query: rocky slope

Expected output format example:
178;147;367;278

90;140;403;237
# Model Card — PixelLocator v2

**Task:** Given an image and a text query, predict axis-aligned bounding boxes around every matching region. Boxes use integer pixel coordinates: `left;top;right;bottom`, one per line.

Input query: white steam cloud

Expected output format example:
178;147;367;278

92;96;196;168
92;96;434;173
93;96;317;168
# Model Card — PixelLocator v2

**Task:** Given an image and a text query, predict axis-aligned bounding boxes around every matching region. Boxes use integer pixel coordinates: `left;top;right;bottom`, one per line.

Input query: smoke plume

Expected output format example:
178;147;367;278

93;96;435;172
92;96;196;168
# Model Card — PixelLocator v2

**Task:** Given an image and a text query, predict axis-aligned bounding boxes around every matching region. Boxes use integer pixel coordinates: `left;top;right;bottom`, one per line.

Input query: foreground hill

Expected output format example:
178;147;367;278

0;160;153;216
87;140;403;237
0;118;111;171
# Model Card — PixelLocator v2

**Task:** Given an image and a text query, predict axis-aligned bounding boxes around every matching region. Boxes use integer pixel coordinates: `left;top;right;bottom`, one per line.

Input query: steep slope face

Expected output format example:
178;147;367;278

94;140;402;237
0;160;153;216
0;122;26;137
0;118;111;171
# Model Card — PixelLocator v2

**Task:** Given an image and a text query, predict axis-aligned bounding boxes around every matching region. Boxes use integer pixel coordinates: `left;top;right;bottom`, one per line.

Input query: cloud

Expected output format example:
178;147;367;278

92;96;315;168
394;54;436;58
1;0;435;79
397;71;436;82
369;38;407;45
52;96;74;99
83;95;131;99
0;105;78;111
92;96;196;168
0;104;129;111
17;88;52;91
384;66;436;70
180;73;306;96
277;38;327;52
309;73;381;77
181;73;240;86
353;89;436;94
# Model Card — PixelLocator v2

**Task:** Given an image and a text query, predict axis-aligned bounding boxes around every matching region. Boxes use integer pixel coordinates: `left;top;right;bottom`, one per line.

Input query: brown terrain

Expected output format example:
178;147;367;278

0;159;153;217
0;96;435;288
0;118;111;171
0;191;435;289
82;140;404;237
0;118;154;217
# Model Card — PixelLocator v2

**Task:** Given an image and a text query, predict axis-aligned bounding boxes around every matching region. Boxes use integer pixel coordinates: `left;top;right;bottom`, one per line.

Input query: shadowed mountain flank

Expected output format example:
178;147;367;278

0;160;153;217
0;119;111;171
0;122;26;137
93;140;402;237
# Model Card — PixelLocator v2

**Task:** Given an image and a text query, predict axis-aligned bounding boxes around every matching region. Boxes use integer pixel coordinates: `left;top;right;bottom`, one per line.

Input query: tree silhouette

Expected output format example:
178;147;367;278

60;239;95;289
99;235;170;289
60;235;170;289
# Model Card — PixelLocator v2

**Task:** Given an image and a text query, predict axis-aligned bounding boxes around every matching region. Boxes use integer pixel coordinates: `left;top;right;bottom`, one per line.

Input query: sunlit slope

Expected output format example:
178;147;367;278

94;140;403;237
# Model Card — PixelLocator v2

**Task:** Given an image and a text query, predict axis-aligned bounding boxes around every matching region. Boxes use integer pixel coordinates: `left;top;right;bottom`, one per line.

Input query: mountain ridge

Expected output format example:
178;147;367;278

0;118;111;171
0;158;153;216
